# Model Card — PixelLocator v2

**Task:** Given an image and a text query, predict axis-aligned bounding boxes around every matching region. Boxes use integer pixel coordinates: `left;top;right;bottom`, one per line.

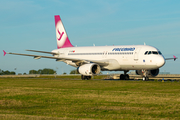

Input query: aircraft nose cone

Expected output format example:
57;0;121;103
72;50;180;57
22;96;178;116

157;56;165;67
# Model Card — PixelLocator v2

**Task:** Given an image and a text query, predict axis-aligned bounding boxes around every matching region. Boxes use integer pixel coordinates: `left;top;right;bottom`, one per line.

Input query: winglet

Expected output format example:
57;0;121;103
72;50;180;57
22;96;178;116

173;55;177;61
3;50;6;56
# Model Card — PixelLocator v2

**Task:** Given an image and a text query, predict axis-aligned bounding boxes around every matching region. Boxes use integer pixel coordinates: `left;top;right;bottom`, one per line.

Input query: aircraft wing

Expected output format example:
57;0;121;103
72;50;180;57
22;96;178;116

165;55;178;61
26;49;59;55
6;52;60;59
3;50;109;66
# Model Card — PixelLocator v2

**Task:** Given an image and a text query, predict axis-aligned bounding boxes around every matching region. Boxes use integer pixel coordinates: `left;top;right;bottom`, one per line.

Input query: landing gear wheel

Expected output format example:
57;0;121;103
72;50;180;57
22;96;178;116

125;74;129;80
143;77;149;81
86;76;91;80
81;75;85;80
120;74;125;80
81;75;91;80
120;74;129;80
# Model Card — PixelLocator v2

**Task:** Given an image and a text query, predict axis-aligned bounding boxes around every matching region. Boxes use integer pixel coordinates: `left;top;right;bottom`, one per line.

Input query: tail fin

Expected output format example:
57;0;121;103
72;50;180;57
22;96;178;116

54;15;73;49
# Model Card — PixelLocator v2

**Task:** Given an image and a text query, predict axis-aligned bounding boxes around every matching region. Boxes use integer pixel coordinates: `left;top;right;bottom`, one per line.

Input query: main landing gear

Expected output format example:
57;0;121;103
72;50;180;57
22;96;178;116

81;75;91;80
120;70;129;80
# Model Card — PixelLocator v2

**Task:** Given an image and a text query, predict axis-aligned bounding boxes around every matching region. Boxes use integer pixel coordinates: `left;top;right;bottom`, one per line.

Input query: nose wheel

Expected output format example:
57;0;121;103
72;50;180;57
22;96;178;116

143;76;149;81
142;70;149;81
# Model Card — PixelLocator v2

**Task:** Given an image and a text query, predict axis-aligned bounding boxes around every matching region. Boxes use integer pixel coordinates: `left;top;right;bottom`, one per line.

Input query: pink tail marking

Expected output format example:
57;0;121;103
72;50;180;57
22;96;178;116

173;55;177;61
3;50;6;56
54;15;73;49
57;29;64;41
55;15;61;27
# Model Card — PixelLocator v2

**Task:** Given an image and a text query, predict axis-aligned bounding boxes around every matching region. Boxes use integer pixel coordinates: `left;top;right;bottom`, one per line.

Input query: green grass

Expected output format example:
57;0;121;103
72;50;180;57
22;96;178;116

0;77;180;120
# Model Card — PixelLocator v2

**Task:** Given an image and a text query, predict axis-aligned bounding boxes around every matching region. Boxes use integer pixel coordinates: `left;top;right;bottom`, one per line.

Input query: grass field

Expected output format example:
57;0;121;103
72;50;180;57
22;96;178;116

0;77;180;120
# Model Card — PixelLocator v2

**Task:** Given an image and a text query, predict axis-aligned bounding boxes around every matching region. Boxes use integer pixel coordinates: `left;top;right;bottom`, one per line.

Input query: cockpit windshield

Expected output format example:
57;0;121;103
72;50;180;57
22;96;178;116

144;51;148;55
148;51;152;55
144;51;162;55
158;51;162;55
152;51;158;55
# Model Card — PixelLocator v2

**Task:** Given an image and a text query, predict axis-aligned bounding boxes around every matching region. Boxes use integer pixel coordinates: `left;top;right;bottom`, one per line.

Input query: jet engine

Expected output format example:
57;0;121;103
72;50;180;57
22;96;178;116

77;63;101;76
136;69;159;77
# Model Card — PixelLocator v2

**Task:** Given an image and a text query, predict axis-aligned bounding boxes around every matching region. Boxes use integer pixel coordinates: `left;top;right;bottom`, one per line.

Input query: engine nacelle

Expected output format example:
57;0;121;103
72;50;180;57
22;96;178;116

136;69;159;77
77;63;101;76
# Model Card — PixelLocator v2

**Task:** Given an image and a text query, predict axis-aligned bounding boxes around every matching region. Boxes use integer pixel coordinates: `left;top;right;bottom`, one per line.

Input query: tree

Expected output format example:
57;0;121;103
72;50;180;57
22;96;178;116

0;69;2;75
3;70;10;75
70;69;79;74
0;69;16;75
10;71;16;75
29;70;38;74
38;69;43;74
29;68;56;74
41;68;56;74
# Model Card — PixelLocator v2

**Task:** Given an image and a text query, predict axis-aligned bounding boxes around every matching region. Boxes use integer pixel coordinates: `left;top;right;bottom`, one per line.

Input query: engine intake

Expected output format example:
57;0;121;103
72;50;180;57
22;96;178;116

77;63;101;76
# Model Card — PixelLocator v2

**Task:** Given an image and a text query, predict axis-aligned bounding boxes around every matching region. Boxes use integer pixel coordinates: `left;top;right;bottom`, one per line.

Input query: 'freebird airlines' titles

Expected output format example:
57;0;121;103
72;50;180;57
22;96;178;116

112;47;135;51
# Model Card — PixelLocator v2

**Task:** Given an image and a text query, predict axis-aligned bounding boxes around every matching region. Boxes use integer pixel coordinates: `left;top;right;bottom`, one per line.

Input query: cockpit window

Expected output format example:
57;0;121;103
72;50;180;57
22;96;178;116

158;51;162;55
144;51;162;55
148;51;152;55
144;51;148;55
152;51;158;55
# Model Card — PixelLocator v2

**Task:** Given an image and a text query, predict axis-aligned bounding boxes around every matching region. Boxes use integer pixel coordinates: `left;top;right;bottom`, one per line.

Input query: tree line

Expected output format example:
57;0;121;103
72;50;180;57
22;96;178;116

0;69;16;75
0;68;84;75
29;68;56;74
0;68;56;75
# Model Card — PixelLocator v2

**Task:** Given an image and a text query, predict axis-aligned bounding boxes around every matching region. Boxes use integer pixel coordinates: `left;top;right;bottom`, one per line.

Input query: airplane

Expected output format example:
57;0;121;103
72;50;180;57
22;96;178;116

3;15;177;80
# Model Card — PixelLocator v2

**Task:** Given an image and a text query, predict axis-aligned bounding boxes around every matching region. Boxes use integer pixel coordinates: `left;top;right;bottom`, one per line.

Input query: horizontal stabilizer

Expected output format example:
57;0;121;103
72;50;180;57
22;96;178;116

3;50;6;56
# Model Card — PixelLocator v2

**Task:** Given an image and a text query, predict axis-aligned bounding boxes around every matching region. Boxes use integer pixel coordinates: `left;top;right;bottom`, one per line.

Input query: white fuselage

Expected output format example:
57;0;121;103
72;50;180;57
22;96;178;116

52;45;165;71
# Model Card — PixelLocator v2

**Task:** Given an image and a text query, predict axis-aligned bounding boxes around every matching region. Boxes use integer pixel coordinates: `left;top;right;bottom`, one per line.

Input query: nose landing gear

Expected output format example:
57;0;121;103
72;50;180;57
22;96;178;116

143;76;149;81
142;70;149;81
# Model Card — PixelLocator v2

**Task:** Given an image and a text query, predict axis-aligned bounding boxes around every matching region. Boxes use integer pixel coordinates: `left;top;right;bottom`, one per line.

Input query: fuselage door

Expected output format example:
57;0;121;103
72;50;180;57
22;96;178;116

134;47;141;61
102;51;108;58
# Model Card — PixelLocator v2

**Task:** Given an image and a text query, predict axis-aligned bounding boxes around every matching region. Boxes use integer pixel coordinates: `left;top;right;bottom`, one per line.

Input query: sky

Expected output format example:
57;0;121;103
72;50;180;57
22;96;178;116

0;0;180;74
